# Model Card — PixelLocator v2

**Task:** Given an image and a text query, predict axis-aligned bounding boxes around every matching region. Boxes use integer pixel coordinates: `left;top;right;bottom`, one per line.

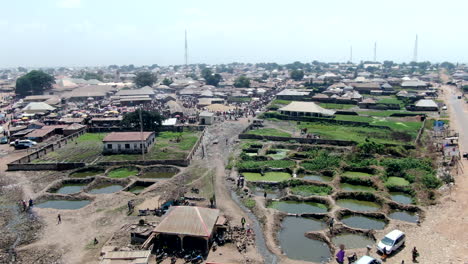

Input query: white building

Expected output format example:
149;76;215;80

102;132;155;154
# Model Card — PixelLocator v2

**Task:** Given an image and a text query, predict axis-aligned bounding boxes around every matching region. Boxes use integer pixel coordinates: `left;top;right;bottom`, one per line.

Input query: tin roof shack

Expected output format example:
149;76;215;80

149;206;220;254
279;101;335;117
276;89;310;100
103;132;155;154
409;99;439;111
100;250;151;264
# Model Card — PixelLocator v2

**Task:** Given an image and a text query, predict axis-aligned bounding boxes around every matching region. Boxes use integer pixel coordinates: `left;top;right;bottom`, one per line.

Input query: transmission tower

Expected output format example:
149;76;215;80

184;29;188;66
413;34;418;62
373;42;377;62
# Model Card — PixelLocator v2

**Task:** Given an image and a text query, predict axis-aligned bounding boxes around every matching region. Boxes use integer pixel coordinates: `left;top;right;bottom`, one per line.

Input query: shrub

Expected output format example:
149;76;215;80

237;160;295;170
357;141;385;155
302;150;340;171
290;185;333;196
421;173;442;189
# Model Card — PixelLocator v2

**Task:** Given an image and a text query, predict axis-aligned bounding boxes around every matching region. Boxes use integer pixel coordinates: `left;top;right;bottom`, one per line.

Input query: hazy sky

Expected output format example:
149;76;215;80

0;0;467;67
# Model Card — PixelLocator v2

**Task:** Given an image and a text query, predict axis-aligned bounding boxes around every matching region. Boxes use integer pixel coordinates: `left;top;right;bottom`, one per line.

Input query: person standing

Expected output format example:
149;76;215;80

263;191;267;199
336;244;345;264
241;217;246;229
412;247;419;262
57;214;61;224
28;198;33;208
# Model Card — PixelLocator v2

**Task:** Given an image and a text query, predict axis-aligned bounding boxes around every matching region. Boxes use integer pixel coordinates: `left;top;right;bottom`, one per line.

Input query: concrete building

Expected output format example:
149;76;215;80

199;112;215;125
102;132;155;154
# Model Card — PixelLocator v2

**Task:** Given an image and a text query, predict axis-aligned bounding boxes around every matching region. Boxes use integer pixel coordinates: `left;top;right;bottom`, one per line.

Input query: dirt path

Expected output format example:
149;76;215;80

389;85;468;264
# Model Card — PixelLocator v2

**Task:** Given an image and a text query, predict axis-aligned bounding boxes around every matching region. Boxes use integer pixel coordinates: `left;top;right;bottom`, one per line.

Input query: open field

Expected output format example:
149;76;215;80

246;128;291;137
33;131;201;163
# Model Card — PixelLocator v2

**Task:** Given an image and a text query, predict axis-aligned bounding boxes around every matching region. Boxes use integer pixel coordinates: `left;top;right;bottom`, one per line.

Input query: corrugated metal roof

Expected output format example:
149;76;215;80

415;99;438;108
101;250;150;264
279;101;335;116
153;206;219;237
103;132;154;142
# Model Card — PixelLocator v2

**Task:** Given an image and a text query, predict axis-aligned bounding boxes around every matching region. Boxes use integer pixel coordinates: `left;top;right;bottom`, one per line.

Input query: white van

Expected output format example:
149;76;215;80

377;229;405;254
356;256;381;264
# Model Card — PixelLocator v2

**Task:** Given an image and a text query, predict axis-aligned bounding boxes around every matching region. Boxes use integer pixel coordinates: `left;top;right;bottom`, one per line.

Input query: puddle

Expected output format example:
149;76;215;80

36;200;90;210
336;199;381;212
332;233;374;249
389;210;419;223
253;187;279;199
267;149;289;160
52;183;87;194
269;200;328;214
390;192;413;204
88;184;123;194
280;217;330;263
139;171;177;179
299;174;332;182
341;215;386;230
70;168;104;178
340;183;375;192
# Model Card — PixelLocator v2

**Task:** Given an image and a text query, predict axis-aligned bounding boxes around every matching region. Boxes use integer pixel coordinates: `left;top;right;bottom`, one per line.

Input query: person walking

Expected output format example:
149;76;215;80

412;247;419;262
241;217;246;229
263;191;267;199
28;198;33;208
336;244;345;264
57;214;61;224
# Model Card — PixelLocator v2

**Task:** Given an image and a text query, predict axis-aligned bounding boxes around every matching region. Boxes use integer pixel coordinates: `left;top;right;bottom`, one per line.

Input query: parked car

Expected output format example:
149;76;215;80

11;139;37;149
0;136;8;144
377;229;406;255
356;256;381;264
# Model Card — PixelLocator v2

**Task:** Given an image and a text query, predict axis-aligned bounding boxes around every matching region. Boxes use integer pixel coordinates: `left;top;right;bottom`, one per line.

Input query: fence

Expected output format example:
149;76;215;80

7;126;206;171
238;133;357;146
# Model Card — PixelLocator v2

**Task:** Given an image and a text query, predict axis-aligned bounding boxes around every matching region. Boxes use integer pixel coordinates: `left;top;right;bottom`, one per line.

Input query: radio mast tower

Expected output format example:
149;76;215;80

349;45;353;63
413;34;418;62
373;42;377;62
184;29;188;66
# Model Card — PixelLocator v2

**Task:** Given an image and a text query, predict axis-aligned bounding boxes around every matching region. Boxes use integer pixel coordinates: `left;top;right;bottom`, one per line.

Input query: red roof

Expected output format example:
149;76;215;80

103;132;154;142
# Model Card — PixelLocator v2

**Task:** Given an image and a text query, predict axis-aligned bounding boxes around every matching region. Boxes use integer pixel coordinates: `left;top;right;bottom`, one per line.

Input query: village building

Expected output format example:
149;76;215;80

401;80;428;89
100;250;151;264
276;89;310;100
146;206;221;254
22;102;56;114
199;111;215;125
412;99;439;111
102;132;155;154
279;101;335;117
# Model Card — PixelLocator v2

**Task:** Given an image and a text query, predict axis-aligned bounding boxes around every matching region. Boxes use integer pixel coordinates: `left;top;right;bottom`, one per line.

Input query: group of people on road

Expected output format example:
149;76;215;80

335;245;420;264
19;198;33;212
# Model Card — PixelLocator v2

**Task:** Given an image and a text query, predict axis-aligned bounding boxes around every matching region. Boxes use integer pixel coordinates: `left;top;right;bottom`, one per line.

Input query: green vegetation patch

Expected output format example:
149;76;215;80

290;185;333;196
386;177;410;187
108;167;138;178
237;160;295;170
246;128;291;137
301;150;341;171
243;172;291;182
342;171;373;178
318;103;355;109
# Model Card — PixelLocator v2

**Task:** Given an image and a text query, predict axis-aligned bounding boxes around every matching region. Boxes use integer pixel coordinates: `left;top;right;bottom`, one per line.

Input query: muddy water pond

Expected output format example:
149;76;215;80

52;183;87;194
253;187;279;199
332;233;374;249
390;192;413;204
341;215;386;230
299;174;332;182
127;186;146;194
88;184;123;194
389;210;419;223
280;217;331;263
269;200;328;214
340;183;375;192
36;200;90;210
336;199;381;212
70;168;104;178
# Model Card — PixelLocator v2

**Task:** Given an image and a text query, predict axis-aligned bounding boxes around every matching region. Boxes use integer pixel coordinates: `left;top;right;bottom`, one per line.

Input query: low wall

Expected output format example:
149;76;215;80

238;133;357;146
7;162;85;171
97;159;189;167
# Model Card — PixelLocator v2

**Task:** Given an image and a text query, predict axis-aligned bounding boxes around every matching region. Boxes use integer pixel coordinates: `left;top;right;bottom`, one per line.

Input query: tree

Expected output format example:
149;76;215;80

134;72;157;88
162;78;173;86
234;75;251;88
17;67;27;73
15;70;55;97
290;69;304;81
383;61;394;68
261;73;269;80
121;110;163;131
83;72;103;81
201;68;222;87
440;61;455;71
